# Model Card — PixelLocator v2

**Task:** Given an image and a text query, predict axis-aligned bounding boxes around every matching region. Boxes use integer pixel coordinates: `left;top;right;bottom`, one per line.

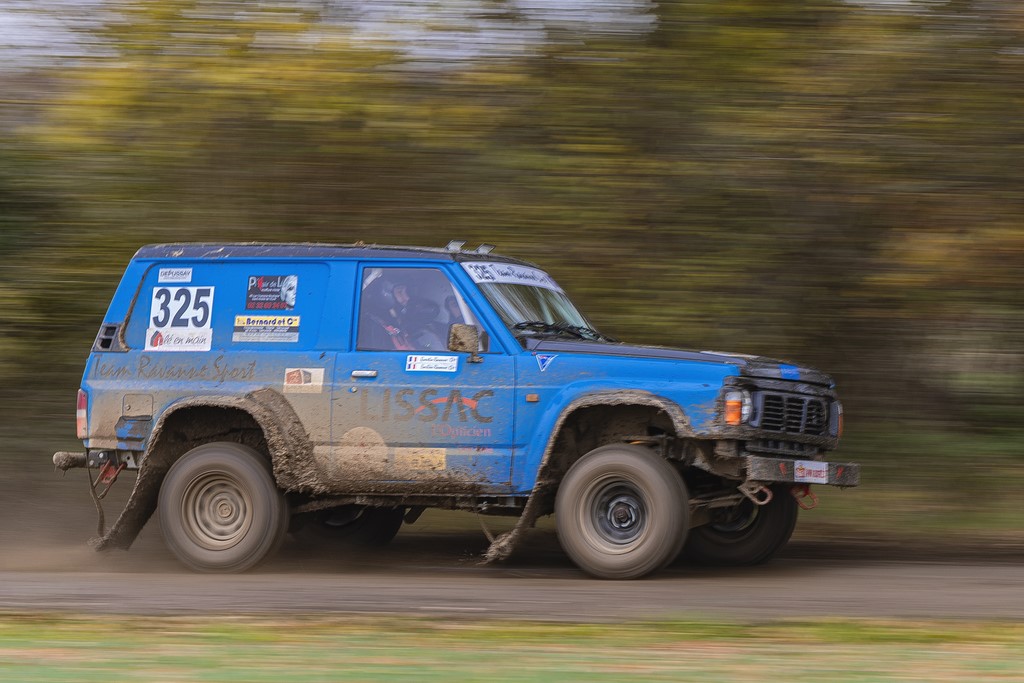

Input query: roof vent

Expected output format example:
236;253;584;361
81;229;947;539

445;240;466;252
475;244;496;254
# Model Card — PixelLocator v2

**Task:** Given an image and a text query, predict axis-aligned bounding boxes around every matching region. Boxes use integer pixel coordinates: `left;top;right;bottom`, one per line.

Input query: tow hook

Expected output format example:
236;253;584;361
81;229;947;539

95;462;126;496
87;451;125;500
85;451;126;537
738;481;773;506
791;484;819;510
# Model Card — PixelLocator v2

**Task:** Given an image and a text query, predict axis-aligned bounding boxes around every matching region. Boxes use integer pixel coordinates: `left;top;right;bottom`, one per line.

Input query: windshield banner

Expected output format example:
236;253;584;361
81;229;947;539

462;262;563;291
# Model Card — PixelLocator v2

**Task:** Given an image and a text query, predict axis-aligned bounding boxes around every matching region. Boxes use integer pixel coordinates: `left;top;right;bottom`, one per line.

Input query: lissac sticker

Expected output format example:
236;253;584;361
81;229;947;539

360;389;493;424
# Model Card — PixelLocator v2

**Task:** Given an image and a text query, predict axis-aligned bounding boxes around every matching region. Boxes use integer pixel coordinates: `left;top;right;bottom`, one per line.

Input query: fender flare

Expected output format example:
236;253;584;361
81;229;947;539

483;389;695;563
92;388;316;551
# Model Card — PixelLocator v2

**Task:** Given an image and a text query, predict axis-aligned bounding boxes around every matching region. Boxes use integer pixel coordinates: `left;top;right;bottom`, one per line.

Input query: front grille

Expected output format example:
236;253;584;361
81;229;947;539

756;392;827;436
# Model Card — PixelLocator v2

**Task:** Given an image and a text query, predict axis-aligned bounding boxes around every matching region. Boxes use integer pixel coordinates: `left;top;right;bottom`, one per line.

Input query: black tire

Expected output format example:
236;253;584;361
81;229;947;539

159;442;288;573
682;484;798;566
555;444;689;580
295;506;405;547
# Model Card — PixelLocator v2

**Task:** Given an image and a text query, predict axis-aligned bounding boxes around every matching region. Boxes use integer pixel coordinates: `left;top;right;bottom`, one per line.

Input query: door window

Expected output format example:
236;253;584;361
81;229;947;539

357;267;479;352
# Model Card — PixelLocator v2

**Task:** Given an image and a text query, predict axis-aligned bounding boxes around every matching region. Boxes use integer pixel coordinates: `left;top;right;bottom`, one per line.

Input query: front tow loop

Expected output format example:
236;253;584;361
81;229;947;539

791;484;819;510
738;481;774;506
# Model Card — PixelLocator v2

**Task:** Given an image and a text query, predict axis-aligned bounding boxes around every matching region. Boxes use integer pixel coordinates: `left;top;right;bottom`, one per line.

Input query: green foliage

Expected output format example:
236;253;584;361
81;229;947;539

1;0;1022;433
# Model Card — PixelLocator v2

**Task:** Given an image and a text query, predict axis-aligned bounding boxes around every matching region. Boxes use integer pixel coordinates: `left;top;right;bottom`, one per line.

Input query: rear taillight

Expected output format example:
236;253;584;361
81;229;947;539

76;389;88;439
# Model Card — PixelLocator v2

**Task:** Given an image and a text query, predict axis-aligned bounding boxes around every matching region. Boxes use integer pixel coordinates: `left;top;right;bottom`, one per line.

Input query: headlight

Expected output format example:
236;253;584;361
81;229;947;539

724;389;752;426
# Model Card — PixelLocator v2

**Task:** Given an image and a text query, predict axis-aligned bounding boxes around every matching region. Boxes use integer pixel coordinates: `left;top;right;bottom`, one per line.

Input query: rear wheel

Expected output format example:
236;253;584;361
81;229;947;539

682;484;798;566
555;444;689;579
296;506;405;547
159;442;288;573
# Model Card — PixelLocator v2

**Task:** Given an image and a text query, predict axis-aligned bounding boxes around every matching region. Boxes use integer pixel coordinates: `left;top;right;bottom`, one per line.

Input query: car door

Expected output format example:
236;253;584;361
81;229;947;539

331;264;515;490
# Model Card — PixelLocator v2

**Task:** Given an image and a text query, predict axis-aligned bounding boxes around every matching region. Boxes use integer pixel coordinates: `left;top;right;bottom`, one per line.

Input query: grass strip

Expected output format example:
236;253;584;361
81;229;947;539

0;614;1021;682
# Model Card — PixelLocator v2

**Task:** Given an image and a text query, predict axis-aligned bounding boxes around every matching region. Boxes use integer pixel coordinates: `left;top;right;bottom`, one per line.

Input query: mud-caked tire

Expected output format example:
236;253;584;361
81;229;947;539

555;444;689;580
681;484;798;566
295;506;405;547
159;442;288;573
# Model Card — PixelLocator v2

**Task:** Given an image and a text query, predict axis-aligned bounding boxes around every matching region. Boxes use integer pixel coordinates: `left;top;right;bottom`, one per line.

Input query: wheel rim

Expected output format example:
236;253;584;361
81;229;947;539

707;500;759;538
180;471;253;550
580;477;649;554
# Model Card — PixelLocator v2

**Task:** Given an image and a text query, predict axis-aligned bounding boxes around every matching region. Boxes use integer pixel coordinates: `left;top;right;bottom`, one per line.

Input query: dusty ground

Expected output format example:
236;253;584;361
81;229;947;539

2;469;1023;621
0;533;1022;620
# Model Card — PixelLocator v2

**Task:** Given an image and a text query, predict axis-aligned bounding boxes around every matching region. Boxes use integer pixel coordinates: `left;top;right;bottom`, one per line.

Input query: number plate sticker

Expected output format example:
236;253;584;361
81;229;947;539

794;460;828;484
146;285;215;352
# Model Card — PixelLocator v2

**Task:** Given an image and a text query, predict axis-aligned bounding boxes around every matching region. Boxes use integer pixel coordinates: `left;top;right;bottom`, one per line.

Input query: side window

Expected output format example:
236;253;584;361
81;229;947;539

357;267;478;352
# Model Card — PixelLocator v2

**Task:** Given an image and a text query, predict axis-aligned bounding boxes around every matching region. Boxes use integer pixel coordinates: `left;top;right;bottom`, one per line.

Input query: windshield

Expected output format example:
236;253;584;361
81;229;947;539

462;261;612;343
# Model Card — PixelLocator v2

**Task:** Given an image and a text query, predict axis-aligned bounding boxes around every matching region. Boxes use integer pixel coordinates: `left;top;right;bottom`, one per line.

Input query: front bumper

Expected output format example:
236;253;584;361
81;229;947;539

746;455;859;487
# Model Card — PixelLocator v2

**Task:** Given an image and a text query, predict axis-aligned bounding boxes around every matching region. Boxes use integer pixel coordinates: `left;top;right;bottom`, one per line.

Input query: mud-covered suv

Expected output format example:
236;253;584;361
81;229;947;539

54;242;858;578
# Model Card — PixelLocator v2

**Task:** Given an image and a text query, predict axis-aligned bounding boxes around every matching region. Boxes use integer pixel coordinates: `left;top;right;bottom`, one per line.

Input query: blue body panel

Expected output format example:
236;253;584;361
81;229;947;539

510;353;738;493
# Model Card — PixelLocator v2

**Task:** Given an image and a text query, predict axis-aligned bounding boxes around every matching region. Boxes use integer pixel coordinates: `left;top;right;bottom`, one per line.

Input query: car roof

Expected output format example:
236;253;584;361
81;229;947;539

133;242;533;266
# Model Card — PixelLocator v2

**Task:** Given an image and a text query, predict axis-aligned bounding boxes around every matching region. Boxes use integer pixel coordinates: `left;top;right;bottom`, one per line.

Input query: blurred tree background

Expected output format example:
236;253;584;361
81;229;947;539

1;0;1022;533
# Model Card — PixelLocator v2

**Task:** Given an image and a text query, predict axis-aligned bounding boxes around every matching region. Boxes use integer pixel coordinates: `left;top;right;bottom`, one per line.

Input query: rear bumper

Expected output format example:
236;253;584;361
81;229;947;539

746;455;859;487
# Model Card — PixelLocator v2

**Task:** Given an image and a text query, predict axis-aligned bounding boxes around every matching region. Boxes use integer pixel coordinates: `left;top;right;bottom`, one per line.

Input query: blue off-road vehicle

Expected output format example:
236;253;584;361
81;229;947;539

55;242;857;578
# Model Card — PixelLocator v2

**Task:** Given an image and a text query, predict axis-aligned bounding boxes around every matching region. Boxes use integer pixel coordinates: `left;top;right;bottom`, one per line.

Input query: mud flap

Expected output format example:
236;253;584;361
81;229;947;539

89;459;165;551
481;480;556;564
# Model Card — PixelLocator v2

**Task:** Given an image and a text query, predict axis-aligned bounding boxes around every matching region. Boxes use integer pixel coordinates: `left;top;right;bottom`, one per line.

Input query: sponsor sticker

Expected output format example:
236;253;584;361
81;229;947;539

405;355;459;373
535;353;557;372
146;285;214;352
462;261;563;291
247;275;298;310
145;327;213;352
283;367;324;393
794;460;828;484
158;267;193;284
232;315;300;343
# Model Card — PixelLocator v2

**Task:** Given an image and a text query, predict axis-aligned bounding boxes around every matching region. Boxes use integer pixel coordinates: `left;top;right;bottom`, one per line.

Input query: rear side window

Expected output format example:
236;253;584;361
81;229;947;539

124;261;328;351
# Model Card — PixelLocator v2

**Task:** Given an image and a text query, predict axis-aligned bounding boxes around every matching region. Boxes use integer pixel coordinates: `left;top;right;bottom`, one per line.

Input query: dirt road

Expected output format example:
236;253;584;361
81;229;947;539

1;518;1021;621
5;465;1022;621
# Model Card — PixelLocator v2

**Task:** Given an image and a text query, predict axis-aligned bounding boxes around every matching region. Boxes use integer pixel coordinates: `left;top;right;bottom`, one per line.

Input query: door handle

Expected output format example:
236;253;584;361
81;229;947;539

351;370;378;378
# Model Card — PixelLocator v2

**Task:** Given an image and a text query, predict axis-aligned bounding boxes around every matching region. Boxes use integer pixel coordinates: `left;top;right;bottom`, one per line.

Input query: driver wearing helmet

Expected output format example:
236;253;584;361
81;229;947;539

393;283;445;351
357;276;413;350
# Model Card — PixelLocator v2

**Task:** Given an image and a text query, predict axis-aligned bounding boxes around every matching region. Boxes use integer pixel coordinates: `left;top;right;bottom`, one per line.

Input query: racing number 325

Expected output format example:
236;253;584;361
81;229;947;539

151;287;214;328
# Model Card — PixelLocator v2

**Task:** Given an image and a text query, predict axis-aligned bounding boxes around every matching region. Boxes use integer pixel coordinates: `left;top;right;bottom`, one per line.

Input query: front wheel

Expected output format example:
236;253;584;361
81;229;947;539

681;484;798;566
555;444;689;579
159;442;288;573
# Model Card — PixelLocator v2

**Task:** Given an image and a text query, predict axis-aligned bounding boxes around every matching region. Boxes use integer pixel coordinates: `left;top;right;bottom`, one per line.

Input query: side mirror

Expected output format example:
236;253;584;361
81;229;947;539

448;324;484;363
